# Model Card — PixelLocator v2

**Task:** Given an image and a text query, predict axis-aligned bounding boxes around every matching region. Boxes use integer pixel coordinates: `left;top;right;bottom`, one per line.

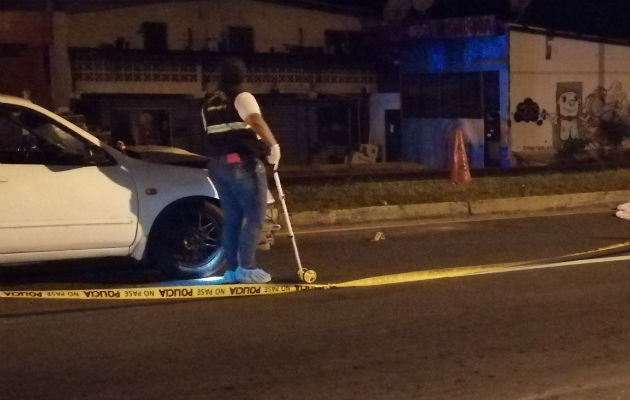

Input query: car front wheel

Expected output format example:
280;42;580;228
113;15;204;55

148;199;224;279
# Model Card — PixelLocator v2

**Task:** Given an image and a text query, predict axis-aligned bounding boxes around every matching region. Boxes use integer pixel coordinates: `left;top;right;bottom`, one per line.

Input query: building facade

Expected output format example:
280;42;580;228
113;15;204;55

384;16;629;169
3;0;379;165
509;28;630;165
3;2;628;169
0;11;54;107
65;0;380;164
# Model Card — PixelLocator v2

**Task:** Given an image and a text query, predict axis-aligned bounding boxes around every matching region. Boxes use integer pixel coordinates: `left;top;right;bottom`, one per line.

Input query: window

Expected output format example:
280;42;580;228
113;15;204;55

402;72;483;118
227;26;254;54
0;110;23;163
318;105;350;146
402;74;440;118
449;72;482;118
440;73;460;118
0;105;108;166
325;30;361;56
141;22;168;52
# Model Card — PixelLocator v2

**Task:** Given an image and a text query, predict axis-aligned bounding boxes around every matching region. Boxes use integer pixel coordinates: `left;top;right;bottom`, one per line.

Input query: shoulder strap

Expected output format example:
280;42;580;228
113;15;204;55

201;91;229;129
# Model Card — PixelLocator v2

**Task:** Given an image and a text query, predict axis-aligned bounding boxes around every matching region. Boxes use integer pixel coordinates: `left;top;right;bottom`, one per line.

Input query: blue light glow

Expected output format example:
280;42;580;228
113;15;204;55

428;44;447;72
461;38;507;71
403;35;508;74
157;276;224;286
399;34;510;169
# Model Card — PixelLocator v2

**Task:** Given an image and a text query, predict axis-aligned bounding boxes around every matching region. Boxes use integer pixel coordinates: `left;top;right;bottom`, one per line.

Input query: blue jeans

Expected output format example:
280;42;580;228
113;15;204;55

207;156;267;270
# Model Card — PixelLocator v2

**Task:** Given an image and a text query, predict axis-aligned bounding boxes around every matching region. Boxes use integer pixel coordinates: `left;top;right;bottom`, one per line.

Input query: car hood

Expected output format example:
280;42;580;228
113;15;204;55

124;145;209;168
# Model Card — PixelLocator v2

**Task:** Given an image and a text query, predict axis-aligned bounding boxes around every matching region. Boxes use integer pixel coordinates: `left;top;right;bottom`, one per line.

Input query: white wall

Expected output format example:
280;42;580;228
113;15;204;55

509;29;630;152
66;0;363;52
369;93;400;161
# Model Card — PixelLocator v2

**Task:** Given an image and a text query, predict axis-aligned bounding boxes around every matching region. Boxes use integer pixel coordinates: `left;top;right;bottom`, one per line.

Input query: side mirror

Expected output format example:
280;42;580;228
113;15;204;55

87;144;113;166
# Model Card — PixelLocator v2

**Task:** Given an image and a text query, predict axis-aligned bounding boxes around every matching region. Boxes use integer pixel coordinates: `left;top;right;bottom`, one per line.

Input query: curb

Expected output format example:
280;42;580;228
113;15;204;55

287;190;629;228
469;191;629;215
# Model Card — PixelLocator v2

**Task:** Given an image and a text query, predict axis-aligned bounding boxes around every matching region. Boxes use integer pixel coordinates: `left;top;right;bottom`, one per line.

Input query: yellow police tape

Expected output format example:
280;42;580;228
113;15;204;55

337;241;630;288
1;241;628;300
0;283;326;300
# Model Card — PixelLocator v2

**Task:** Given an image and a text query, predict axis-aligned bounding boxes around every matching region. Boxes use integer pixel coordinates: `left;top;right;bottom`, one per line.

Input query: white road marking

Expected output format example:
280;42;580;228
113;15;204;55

471;255;629;277
281;209;612;236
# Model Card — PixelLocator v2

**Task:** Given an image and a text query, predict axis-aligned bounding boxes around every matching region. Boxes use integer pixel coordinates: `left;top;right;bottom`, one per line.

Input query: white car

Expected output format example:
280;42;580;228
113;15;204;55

0;94;225;279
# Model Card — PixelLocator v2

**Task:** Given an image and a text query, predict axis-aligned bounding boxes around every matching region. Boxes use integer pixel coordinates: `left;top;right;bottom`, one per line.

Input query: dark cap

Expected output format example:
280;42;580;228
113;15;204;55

219;57;247;86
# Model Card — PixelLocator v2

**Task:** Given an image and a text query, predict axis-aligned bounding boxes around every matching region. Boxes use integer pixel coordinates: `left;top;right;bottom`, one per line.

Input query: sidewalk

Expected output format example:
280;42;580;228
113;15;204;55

273;161;629;228
278;161;431;184
278;159;630;184
286;190;629;228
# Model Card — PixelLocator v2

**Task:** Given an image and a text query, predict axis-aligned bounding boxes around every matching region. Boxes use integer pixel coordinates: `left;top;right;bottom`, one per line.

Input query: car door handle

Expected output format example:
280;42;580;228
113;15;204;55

0;176;7;182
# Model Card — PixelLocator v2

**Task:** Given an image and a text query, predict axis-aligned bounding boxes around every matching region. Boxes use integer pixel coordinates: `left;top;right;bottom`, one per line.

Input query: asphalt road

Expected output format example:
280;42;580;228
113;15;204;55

1;211;629;399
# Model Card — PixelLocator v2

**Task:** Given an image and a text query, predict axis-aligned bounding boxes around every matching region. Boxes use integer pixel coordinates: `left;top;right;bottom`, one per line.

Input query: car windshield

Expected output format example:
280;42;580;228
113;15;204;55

0;104;97;165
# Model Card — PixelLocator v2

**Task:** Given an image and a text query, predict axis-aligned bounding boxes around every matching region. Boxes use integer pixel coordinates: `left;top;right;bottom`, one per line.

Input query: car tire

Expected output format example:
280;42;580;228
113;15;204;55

148;199;225;279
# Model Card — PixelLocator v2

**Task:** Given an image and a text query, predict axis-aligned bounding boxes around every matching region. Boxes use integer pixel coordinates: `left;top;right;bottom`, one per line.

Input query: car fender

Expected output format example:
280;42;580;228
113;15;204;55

118;157;219;260
129;195;220;261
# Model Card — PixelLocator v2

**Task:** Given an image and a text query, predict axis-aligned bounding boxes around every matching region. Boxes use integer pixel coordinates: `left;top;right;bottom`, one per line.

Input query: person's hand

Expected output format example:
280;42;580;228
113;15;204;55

267;143;281;170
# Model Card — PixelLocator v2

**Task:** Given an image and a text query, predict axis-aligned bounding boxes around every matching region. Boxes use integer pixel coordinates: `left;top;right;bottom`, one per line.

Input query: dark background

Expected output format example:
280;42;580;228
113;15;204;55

1;0;628;40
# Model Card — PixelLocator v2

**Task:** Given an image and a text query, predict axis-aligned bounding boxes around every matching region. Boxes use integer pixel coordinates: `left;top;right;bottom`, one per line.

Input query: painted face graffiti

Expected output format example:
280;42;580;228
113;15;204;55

555;87;582;143
558;91;579;117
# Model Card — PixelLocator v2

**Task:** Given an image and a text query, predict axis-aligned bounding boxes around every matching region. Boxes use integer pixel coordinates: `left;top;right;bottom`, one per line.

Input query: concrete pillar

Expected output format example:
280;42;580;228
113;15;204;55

50;12;73;111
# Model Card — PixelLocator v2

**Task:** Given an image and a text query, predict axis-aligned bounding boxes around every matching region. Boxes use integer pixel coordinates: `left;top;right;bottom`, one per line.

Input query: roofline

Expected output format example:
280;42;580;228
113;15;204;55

257;0;379;17
54;0;379;17
507;22;630;46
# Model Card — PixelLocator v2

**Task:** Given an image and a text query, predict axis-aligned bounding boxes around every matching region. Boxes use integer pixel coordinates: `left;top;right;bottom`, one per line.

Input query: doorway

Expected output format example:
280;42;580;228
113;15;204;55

482;71;500;167
385;109;401;162
111;109;172;146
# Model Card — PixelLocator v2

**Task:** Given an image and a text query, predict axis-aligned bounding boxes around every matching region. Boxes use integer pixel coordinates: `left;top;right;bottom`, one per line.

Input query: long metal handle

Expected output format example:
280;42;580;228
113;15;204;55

272;171;303;272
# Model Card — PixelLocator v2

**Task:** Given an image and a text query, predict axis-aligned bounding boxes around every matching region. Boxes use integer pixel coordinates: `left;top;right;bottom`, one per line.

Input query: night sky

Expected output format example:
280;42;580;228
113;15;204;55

505;0;629;39
1;0;628;39
280;0;630;39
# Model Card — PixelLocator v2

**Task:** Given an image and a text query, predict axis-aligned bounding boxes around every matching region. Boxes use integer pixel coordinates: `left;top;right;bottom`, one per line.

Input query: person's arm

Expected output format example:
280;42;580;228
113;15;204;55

244;113;277;147
247;113;280;169
235;92;280;168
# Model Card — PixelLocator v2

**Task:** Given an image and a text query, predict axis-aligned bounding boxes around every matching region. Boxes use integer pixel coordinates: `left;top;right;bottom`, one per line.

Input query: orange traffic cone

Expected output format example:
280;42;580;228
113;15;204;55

451;129;472;183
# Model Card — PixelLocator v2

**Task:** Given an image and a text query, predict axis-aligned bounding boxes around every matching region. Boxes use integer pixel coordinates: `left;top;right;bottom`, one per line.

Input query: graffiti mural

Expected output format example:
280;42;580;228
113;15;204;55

515;81;629;160
582;86;607;134
514;97;545;125
582;80;630;148
551;82;584;150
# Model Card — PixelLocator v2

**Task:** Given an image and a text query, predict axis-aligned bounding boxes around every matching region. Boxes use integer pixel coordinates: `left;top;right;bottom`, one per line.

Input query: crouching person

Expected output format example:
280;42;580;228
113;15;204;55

202;57;281;283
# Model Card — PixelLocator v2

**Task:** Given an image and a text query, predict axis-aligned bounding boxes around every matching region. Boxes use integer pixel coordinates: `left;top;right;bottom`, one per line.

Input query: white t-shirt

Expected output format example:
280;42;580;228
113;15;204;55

234;92;261;121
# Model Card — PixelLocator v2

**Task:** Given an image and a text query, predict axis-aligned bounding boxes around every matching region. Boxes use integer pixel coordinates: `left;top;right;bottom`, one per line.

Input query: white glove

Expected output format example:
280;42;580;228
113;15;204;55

267;144;281;170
